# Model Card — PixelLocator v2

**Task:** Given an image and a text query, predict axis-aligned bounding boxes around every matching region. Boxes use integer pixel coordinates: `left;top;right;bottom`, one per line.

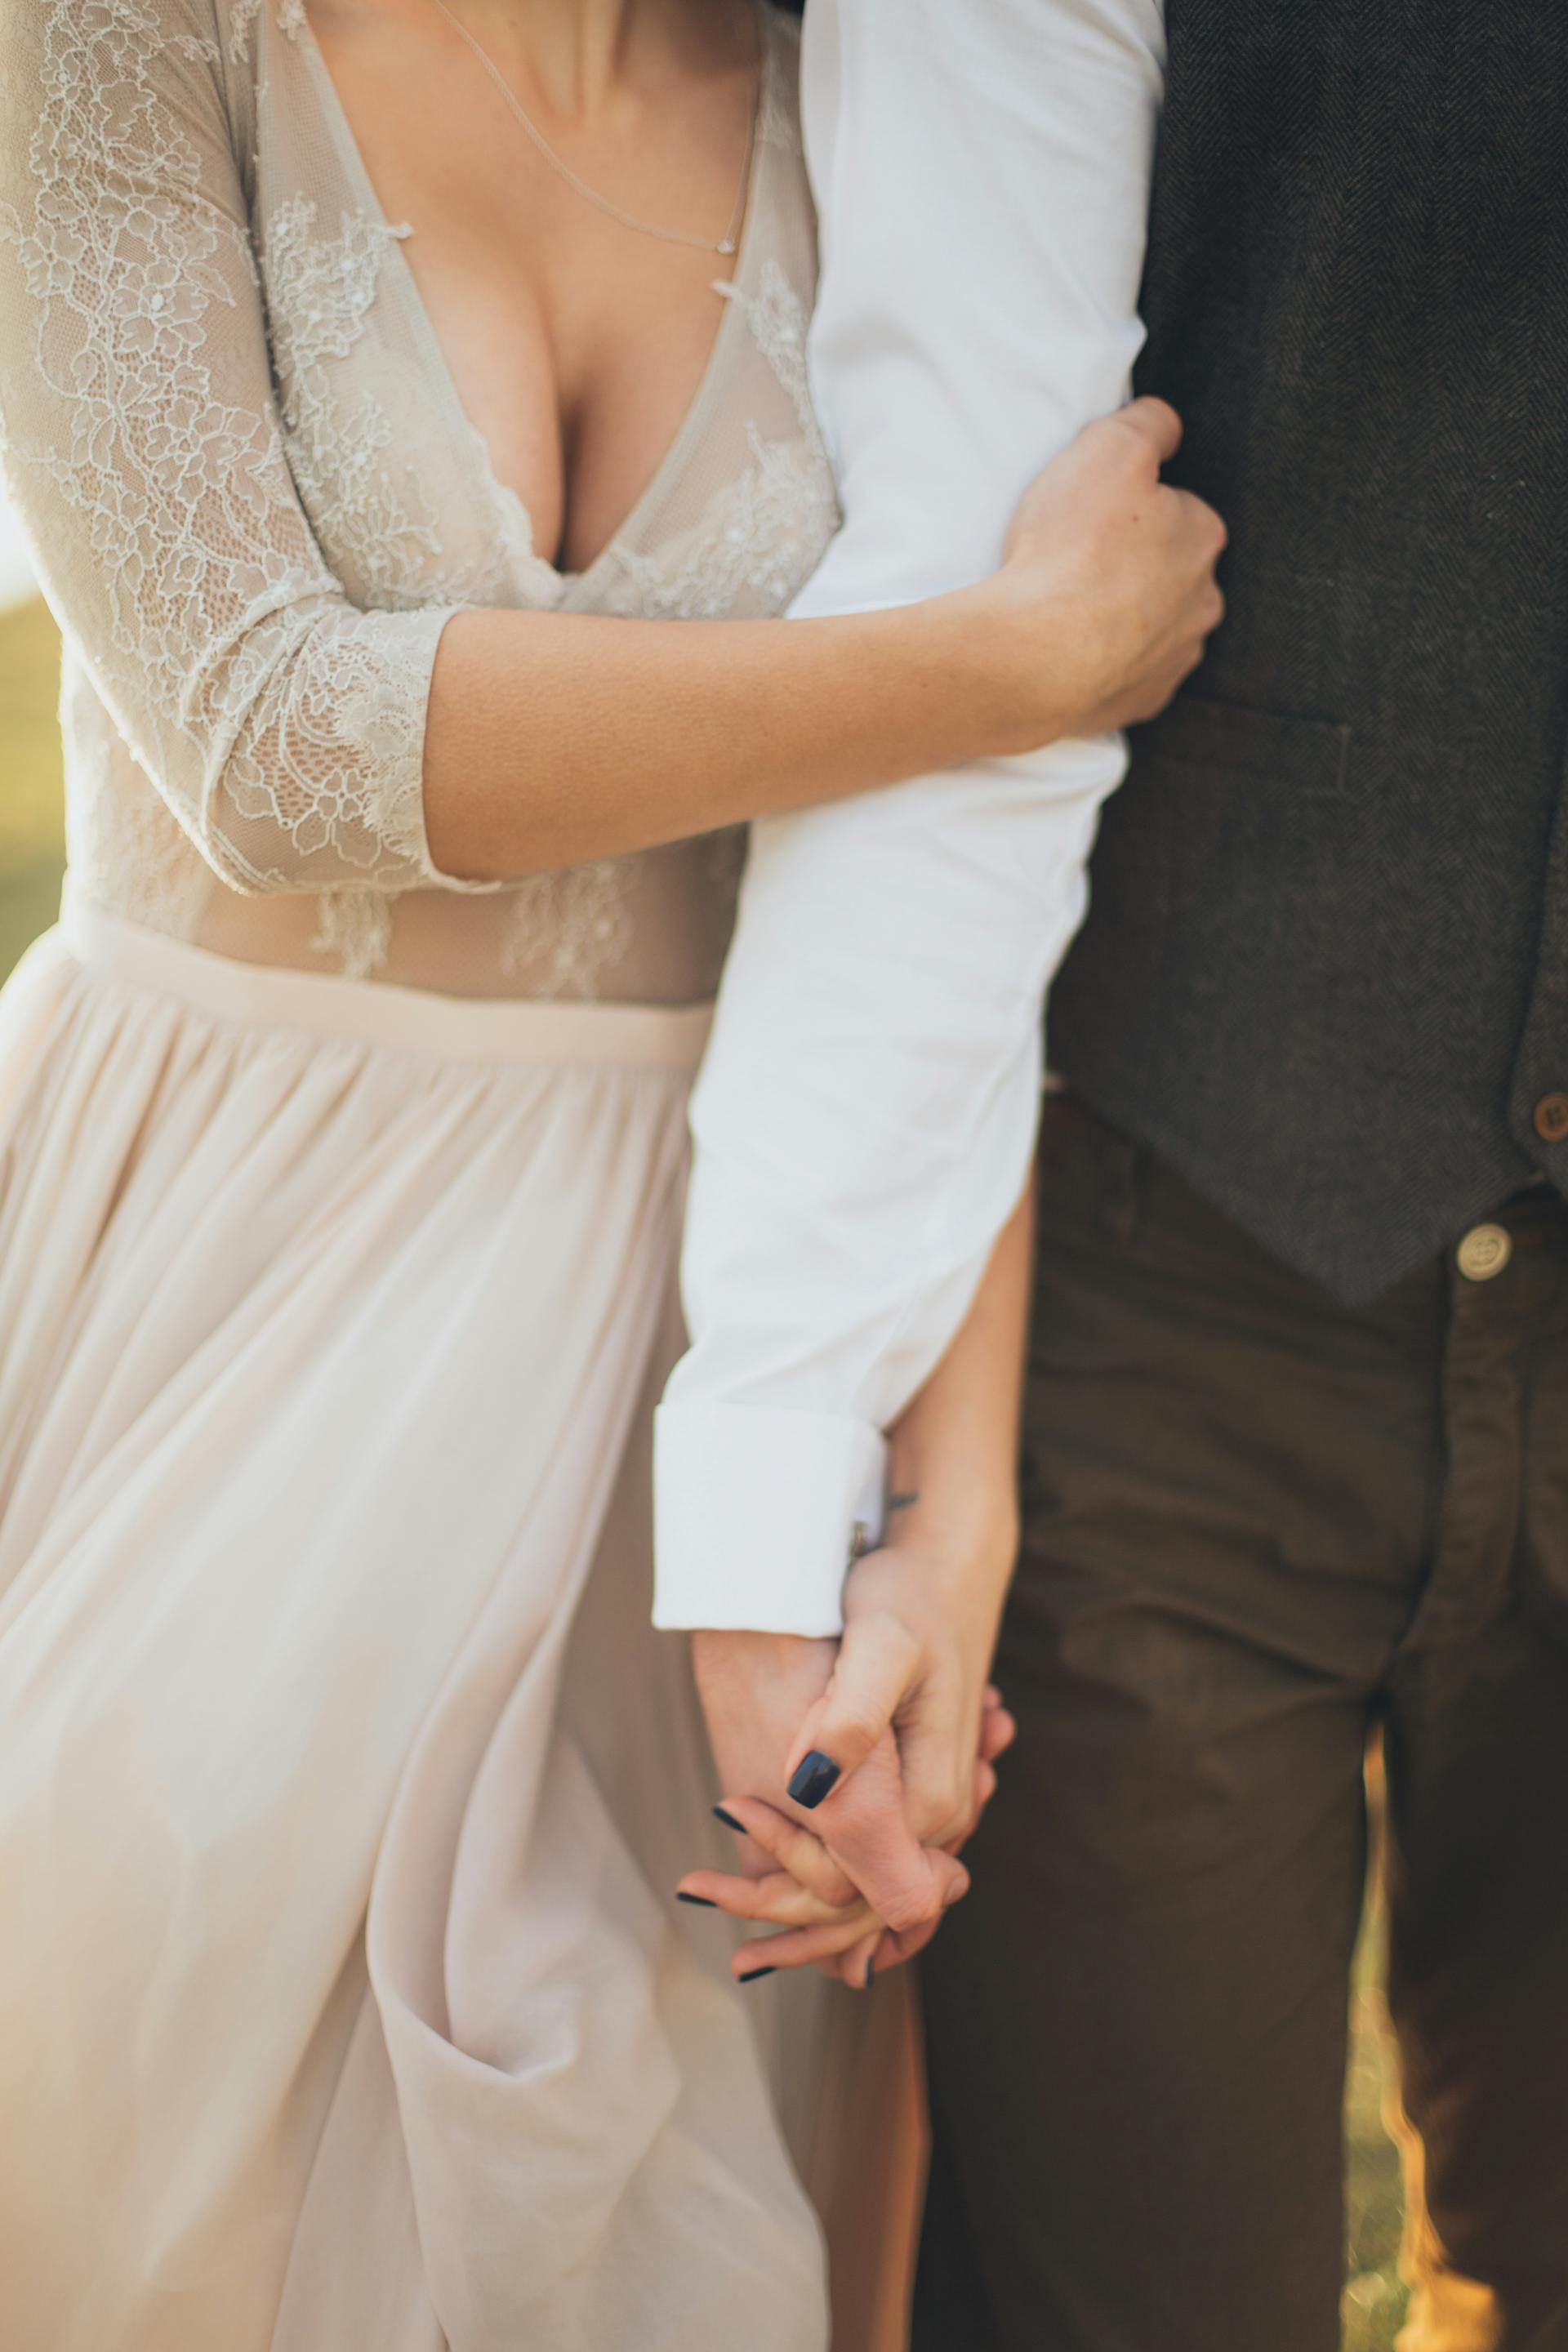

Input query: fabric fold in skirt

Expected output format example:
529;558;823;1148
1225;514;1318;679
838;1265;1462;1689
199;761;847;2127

0;902;849;2352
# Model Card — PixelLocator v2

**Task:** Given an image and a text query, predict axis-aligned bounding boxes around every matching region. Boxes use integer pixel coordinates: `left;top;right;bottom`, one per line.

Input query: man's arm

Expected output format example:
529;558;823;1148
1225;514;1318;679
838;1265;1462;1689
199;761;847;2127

654;0;1168;1636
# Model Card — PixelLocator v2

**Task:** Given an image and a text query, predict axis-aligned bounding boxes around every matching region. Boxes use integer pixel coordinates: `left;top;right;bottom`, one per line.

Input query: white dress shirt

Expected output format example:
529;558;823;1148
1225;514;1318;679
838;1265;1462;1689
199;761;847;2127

653;0;1168;1635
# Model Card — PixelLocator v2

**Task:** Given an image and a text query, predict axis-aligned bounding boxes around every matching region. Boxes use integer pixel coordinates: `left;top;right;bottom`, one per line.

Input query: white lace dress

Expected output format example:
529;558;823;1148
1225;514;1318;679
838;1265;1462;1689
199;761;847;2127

0;7;904;2349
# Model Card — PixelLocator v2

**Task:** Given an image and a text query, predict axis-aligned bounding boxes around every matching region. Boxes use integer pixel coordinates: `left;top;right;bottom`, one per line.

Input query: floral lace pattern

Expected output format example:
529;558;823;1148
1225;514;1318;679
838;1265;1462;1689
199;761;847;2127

730;258;821;448
0;1;836;999
599;271;835;630
229;0;263;64
500;858;639;997
265;197;446;604
0;0;455;902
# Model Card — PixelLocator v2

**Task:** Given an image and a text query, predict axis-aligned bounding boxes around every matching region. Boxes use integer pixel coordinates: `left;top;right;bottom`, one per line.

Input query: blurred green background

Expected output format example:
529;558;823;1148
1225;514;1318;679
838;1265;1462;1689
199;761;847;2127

0;585;1410;2345
0;596;66;979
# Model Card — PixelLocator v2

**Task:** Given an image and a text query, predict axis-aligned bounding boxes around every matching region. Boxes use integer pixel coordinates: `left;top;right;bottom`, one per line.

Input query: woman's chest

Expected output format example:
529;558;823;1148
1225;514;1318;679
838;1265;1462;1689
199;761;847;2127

301;7;753;577
243;14;839;624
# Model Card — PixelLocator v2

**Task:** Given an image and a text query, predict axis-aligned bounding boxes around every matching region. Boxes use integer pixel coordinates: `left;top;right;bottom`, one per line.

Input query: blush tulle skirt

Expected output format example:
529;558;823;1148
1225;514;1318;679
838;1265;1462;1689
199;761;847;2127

0;900;919;2352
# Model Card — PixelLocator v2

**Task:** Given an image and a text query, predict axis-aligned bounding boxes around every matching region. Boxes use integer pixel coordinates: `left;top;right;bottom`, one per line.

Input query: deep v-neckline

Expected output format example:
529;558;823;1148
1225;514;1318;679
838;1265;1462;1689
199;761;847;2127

294;4;776;599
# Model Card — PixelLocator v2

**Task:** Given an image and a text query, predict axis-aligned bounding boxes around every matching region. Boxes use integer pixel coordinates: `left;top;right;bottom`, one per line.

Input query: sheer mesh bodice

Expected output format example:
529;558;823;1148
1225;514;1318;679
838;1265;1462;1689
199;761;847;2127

0;0;836;1000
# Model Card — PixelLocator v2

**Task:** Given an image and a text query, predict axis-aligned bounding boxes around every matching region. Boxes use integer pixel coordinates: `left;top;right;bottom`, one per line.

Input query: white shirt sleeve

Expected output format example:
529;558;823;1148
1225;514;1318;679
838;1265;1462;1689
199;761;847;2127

653;0;1168;1636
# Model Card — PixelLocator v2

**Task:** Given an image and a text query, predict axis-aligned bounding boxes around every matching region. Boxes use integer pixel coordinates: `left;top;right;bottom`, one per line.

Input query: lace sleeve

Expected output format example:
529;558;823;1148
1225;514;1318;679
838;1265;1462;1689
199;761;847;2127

0;0;466;898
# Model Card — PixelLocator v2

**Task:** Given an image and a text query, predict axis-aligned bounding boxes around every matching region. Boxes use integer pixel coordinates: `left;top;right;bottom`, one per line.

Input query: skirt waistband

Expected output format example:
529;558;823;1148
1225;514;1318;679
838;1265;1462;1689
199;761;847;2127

58;893;715;1074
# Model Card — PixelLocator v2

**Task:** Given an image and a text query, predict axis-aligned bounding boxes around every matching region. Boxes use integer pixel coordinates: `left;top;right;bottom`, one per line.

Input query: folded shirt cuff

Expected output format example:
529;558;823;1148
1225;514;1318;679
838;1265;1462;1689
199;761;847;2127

652;1401;889;1637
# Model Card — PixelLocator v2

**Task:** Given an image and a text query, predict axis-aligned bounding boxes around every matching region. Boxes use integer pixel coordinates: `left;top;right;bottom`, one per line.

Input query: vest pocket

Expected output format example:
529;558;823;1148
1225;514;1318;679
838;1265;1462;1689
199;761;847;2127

1058;692;1360;1076
1131;693;1351;795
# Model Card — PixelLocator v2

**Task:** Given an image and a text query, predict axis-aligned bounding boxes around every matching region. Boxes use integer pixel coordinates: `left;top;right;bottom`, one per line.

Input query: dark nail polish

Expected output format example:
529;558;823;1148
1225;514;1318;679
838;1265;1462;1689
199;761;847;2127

786;1749;840;1810
676;1892;717;1909
737;1965;777;1984
863;1959;875;1992
713;1805;746;1834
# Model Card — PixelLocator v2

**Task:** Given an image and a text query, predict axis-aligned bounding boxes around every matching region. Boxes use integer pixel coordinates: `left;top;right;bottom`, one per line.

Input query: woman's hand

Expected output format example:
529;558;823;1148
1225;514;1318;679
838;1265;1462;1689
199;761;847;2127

679;1695;1015;1989
972;394;1227;753
692;1631;972;1944
686;1179;1035;1984
782;1523;1018;1859
715;1174;1034;1972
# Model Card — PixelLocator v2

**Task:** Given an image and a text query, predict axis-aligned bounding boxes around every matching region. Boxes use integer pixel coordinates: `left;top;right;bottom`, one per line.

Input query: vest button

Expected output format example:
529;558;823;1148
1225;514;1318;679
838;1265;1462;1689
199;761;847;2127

1535;1092;1568;1143
1456;1223;1512;1282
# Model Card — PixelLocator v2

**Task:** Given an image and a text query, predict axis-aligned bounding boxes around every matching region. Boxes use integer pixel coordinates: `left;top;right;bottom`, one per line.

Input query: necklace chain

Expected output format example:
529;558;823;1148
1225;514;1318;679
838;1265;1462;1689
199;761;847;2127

423;0;764;258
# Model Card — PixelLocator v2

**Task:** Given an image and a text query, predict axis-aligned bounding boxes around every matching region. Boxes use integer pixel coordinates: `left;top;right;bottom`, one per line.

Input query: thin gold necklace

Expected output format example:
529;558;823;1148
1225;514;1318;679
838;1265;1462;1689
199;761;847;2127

424;0;764;257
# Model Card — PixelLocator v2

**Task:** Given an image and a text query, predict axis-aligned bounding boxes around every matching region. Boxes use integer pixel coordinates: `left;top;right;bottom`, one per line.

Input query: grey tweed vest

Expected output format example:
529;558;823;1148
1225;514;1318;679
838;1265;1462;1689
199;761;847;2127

1048;0;1568;1302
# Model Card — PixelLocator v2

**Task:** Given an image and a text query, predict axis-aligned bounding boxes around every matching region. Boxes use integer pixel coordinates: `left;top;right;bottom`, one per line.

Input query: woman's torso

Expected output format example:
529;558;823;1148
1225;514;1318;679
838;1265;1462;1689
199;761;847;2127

59;0;836;1000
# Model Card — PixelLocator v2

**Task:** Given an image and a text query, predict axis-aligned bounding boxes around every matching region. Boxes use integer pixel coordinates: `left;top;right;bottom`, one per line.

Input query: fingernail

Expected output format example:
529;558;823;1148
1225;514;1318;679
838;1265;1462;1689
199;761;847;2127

737;1965;777;1984
713;1805;746;1834
942;1876;969;1909
786;1750;840;1809
863;1959;875;1992
676;1892;717;1909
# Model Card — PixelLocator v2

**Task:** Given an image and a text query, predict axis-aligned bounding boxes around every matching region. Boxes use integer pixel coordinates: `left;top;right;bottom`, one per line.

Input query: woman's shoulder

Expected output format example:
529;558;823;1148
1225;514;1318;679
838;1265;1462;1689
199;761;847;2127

2;3;248;185
114;2;314;137
2;1;270;149
4;0;284;65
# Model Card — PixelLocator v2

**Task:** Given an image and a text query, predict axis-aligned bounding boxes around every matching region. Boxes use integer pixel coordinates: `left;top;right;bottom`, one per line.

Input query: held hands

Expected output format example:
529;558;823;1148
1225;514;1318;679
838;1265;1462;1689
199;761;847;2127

973;394;1228;754
684;1519;1018;1987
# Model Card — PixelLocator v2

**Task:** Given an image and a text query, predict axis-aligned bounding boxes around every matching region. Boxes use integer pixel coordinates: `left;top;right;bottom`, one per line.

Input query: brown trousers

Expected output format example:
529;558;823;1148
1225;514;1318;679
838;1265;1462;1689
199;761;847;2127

915;1096;1568;2352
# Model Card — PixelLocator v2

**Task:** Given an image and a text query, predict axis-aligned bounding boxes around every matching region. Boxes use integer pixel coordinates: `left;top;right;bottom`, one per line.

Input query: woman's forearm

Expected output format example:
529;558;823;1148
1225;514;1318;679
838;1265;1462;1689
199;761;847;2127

421;395;1231;881
422;591;1020;880
744;1176;1036;1880
884;1172;1036;1595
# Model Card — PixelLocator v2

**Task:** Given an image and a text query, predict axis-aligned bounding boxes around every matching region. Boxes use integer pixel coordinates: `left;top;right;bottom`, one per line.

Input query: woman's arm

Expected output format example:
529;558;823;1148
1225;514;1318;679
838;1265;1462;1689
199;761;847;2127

424;400;1219;878
779;1170;1035;1849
